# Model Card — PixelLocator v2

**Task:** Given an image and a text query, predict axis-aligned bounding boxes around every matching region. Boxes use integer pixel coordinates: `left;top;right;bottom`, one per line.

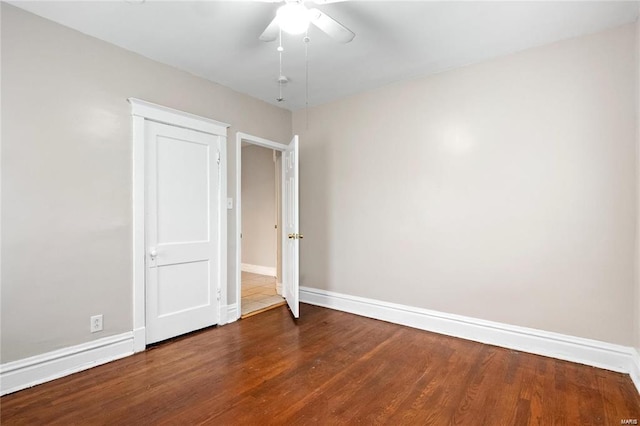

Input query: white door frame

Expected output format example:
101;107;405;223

235;132;289;320
130;98;229;352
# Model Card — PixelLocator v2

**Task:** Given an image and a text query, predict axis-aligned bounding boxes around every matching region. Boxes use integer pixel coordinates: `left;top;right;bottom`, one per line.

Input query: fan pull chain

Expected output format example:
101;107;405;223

277;28;284;103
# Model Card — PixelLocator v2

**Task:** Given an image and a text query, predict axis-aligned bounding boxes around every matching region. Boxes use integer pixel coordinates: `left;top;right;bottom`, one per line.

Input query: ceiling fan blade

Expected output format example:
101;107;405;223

308;8;355;43
259;17;280;42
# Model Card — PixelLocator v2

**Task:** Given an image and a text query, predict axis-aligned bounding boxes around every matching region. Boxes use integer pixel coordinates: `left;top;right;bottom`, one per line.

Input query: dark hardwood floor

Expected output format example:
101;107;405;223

2;303;639;425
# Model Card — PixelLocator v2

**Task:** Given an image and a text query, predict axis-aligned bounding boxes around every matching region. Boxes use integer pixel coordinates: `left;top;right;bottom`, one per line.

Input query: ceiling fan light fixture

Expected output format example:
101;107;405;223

277;3;311;35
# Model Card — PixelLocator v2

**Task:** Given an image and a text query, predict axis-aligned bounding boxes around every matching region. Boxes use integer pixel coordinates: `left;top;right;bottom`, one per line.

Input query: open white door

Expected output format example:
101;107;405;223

145;120;221;344
282;135;300;318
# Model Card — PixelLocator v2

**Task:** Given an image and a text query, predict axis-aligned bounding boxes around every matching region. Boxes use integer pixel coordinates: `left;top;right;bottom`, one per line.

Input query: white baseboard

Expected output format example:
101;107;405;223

0;332;135;396
630;349;640;393
276;282;283;295
300;286;640;394
241;263;276;277
132;327;146;353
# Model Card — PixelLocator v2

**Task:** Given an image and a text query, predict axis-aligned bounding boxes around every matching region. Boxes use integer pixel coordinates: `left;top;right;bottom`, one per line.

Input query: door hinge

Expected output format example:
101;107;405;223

216;151;221;165
217;289;221;301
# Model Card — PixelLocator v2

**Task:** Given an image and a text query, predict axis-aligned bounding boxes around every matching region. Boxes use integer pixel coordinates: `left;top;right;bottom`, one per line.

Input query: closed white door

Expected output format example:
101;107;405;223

145;120;220;344
282;135;300;318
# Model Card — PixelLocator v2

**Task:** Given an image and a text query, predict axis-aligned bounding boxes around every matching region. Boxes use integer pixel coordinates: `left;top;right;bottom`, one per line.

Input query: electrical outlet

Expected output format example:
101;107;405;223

90;315;103;333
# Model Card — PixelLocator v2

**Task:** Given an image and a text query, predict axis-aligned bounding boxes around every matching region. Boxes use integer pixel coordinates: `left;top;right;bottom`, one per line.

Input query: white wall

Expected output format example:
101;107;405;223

0;4;291;363
293;23;637;346
241;145;276;270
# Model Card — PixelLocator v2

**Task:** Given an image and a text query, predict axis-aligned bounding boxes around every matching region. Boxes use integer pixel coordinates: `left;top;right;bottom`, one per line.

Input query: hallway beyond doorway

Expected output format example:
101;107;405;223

241;272;285;317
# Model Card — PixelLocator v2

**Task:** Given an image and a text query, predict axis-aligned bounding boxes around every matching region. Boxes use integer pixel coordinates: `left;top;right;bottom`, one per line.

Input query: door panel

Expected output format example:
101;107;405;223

146;121;220;344
156;136;210;243
283;135;300;318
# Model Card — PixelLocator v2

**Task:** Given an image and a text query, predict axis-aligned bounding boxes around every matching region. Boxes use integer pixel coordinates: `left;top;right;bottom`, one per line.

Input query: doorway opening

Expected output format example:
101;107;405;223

240;143;284;317
235;132;300;320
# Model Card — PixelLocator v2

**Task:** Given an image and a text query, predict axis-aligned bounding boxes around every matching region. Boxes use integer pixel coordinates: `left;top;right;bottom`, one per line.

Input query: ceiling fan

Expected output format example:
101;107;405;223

259;0;355;44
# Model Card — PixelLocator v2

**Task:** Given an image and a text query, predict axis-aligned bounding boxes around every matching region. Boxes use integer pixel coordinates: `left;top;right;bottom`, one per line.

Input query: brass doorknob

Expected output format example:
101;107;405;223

298;234;304;239
288;233;295;239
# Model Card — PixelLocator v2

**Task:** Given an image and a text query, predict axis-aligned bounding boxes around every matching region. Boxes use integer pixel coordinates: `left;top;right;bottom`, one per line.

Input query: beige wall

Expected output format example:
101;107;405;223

241;145;276;270
3;3;639;366
0;4;291;362
293;23;637;346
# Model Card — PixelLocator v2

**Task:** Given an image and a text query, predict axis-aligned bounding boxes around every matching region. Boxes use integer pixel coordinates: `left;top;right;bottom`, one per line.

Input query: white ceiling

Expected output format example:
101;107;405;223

10;1;640;111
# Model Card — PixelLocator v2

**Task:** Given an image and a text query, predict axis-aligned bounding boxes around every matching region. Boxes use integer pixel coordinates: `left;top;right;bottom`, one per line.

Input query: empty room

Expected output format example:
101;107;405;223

2;0;640;423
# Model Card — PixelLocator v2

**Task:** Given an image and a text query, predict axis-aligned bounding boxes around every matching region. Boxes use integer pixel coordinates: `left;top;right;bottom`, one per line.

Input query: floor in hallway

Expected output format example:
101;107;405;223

241;271;285;317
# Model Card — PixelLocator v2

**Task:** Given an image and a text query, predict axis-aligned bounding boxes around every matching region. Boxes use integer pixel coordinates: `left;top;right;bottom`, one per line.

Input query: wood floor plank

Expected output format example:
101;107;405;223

2;303;639;425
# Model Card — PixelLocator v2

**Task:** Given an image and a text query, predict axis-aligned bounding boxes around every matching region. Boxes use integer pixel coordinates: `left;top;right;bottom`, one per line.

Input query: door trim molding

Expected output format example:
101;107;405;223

234;132;288;322
300;286;640;394
129;98;229;135
129;99;228;350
